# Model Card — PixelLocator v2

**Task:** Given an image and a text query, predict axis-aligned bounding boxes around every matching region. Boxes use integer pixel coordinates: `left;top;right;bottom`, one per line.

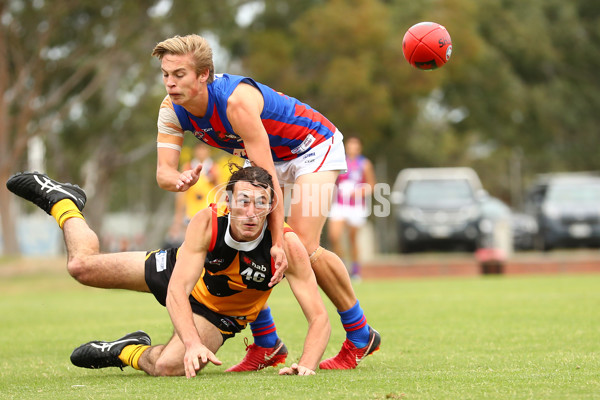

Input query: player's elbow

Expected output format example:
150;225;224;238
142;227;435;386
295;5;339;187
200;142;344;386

67;256;97;287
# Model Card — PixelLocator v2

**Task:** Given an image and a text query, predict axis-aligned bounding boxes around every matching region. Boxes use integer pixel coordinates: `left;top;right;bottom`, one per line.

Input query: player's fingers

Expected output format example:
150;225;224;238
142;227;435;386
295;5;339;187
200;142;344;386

209;353;222;366
193;163;203;176
297;366;315;376
269;268;283;287
200;352;208;364
185;359;196;378
278;367;294;375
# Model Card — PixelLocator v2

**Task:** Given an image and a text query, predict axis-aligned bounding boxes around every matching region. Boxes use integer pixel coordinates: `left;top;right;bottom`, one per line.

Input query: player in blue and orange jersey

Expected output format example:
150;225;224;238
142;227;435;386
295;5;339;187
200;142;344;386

6;166;329;376
151;34;380;370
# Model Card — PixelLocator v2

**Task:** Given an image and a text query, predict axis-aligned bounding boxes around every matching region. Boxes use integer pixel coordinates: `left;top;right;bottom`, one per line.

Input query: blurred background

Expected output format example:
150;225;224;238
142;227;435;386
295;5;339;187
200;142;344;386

2;0;600;260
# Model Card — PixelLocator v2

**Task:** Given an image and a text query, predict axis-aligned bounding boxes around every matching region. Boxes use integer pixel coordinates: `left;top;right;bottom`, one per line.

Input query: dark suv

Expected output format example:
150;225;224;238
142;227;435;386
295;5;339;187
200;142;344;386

391;168;486;253
524;173;600;251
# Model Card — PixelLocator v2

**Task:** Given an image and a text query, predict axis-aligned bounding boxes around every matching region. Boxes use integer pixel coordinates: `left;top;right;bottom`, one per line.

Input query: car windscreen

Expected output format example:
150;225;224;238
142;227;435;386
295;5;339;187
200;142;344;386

546;181;600;204
404;179;475;207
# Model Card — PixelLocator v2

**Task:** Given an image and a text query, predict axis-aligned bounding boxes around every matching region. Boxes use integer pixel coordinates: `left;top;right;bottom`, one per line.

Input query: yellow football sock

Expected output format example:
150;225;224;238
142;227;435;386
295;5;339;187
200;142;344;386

50;199;85;229
118;344;150;370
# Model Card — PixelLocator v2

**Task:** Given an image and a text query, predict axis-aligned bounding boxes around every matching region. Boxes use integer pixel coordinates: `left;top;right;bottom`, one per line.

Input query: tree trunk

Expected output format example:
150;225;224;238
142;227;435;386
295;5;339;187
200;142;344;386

0;167;20;255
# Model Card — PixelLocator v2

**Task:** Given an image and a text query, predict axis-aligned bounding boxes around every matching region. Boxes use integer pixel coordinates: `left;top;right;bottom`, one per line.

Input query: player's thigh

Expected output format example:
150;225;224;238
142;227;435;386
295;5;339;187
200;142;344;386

77;251;149;292
288;170;338;251
193;313;224;353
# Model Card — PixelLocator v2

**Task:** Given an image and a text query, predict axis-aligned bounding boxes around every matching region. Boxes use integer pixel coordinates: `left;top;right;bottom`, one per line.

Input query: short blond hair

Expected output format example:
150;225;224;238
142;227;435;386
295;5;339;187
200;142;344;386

152;34;215;83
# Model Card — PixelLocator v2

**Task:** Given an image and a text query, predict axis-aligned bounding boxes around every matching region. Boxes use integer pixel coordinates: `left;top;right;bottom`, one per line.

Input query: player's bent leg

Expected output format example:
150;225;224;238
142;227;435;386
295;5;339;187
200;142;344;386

6;172;86;215
310;249;357;310
149;313;224;376
288;172;357;310
141;334;186;376
326;218;346;260
67;250;150;292
288;171;381;369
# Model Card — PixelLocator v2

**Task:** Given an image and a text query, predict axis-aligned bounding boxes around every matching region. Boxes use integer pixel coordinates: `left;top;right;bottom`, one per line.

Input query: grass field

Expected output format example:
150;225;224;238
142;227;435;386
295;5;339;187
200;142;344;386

1;265;599;400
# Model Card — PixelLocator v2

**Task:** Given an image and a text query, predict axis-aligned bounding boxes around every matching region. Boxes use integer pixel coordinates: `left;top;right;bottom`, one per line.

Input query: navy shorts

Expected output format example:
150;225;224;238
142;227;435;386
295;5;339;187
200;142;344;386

144;248;246;341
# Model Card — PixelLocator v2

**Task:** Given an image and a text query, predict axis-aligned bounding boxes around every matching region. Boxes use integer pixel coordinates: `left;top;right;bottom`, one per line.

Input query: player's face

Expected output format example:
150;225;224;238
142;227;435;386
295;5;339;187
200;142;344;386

345;138;362;158
228;181;272;242
161;54;207;110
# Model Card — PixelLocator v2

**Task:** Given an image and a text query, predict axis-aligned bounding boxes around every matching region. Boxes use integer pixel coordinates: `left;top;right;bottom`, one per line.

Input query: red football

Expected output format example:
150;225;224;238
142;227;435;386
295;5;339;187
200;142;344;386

402;22;452;70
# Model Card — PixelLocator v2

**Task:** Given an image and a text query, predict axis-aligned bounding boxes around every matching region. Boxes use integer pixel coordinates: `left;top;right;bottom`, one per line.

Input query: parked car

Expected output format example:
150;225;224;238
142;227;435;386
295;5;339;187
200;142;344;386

391;167;487;253
480;196;537;252
524;173;600;251
510;212;538;251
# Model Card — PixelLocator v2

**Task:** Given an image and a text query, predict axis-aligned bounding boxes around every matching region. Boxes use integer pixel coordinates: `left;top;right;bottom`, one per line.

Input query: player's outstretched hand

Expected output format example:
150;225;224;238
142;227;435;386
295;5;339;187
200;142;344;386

279;363;315;376
269;244;287;287
183;342;222;378
175;163;203;191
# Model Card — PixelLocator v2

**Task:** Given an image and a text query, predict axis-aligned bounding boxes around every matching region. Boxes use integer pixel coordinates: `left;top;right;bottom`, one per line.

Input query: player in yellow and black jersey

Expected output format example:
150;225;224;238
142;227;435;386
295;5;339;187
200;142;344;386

6;165;329;377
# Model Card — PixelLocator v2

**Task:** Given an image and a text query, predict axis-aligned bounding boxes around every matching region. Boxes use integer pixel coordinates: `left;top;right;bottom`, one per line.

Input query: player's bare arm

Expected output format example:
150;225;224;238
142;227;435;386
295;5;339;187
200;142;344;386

156;55;209;192
157;147;203;192
165;207;221;378
226;83;288;282
279;231;331;375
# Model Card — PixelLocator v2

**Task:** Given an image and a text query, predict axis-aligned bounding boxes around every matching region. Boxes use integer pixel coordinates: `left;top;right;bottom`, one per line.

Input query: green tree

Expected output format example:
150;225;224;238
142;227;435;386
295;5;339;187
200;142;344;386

0;0;244;254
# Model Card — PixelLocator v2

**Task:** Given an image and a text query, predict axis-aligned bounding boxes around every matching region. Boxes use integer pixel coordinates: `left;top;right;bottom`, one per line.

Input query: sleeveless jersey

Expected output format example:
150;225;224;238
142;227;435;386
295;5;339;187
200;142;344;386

335;155;368;207
158;74;337;162
190;204;291;322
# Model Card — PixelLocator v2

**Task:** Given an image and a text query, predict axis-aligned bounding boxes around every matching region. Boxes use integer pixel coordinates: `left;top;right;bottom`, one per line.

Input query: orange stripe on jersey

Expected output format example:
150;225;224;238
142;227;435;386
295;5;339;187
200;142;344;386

157;132;184;146
160;95;174;109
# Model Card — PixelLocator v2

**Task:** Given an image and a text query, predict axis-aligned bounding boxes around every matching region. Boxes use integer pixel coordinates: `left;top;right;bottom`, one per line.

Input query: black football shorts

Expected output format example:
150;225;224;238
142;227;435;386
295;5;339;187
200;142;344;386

144;248;246;340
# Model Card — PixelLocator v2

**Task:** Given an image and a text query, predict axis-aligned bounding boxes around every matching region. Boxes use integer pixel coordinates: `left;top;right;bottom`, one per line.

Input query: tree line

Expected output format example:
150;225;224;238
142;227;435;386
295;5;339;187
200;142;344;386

2;0;599;254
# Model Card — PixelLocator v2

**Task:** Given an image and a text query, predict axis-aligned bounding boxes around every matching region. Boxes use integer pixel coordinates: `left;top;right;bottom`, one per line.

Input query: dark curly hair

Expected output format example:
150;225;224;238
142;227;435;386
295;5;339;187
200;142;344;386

226;163;274;203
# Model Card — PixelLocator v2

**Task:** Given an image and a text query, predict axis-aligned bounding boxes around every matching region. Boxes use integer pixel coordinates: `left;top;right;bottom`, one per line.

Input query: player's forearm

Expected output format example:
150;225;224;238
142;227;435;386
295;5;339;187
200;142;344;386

298;312;330;370
166;289;202;348
157;166;182;192
268;185;285;247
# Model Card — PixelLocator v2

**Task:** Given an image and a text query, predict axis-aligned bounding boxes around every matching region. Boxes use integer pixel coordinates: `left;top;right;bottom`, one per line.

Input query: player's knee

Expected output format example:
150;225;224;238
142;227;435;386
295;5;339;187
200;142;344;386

294;233;320;254
153;357;185;377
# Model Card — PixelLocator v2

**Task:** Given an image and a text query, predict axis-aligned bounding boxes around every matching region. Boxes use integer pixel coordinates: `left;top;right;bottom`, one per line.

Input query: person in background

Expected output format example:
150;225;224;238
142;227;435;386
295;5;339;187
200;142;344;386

327;137;376;279
167;142;219;247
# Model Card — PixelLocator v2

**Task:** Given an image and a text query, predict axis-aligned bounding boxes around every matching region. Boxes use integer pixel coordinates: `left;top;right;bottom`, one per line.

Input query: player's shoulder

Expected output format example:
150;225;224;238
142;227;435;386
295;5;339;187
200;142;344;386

159;94;174;109
188;206;213;229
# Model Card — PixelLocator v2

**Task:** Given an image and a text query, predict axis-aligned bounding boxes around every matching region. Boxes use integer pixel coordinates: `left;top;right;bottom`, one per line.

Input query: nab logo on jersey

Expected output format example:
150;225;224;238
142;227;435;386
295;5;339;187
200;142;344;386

241;255;267;284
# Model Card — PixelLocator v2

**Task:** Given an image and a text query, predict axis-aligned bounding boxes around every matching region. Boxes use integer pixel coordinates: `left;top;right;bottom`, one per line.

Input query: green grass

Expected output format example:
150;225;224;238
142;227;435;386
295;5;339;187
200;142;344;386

0;268;599;399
